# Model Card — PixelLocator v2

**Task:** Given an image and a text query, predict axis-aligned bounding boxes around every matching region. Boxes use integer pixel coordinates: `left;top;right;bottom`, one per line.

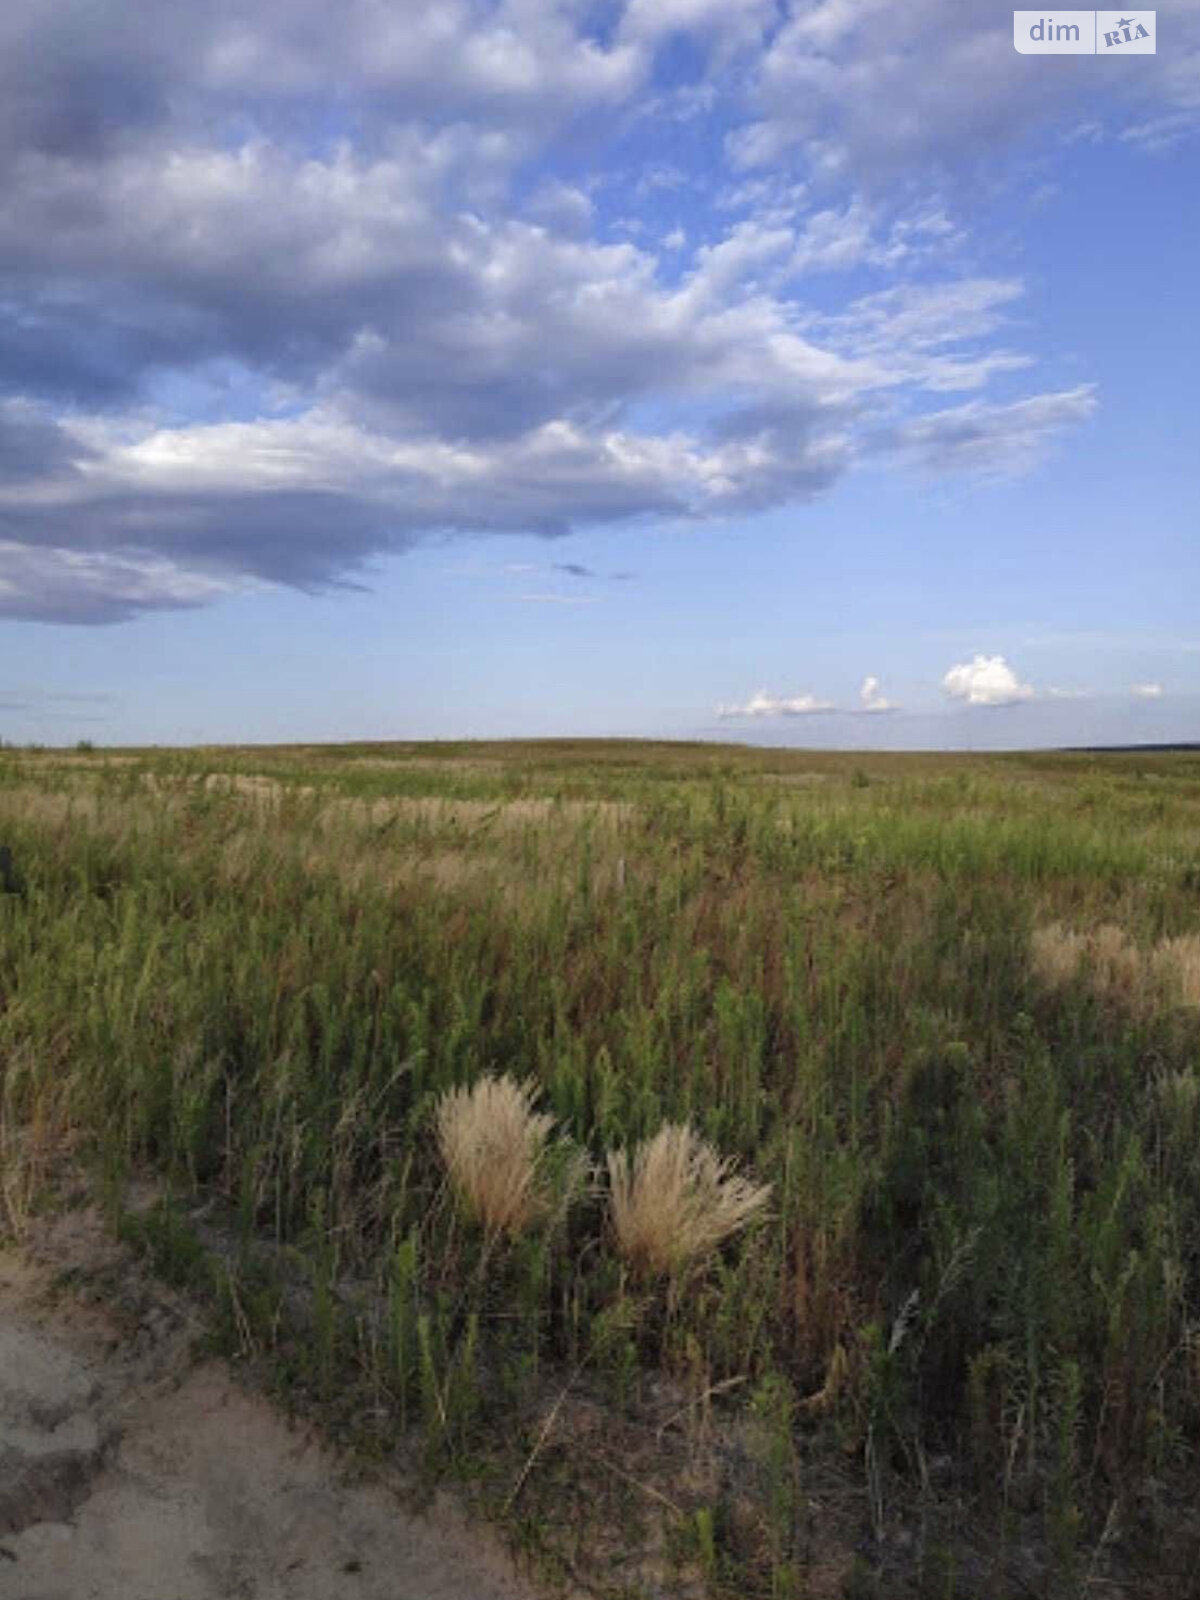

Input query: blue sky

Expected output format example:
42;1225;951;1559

1;1;1197;748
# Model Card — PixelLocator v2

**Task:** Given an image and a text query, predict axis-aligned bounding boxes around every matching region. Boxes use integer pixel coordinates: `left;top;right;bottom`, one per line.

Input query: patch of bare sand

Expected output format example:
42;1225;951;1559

0;1223;550;1600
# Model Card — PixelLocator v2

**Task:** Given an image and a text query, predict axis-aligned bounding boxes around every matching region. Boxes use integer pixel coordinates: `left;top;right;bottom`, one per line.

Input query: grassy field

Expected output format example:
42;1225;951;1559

3;739;1200;1596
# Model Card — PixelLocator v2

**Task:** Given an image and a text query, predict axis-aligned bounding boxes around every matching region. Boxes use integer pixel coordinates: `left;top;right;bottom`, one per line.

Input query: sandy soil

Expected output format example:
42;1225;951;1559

0;1225;548;1600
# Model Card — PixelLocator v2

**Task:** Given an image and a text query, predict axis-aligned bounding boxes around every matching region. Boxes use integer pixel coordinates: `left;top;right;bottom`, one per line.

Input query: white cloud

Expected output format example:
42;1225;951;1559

524;179;595;235
858;674;896;712
1131;682;1164;699
883;386;1099;477
811;278;1035;395
0;1;1116;622
717;689;836;719
619;0;774;48
942;654;1034;707
717;673;902;719
731;0;1200;181
789;199;963;278
200;2;645;122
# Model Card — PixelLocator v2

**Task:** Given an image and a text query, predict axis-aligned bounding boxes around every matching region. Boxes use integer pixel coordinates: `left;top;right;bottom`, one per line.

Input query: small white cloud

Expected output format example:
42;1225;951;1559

1131;682;1164;699
717;688;835;719
942;654;1034;708
1045;686;1092;700
859;674;896;713
524;179;594;236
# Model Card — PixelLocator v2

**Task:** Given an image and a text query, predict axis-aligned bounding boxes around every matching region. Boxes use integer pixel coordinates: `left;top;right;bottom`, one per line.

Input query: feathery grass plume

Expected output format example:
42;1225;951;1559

435;1073;583;1238
606;1122;771;1277
1153;933;1200;1008
1032;922;1200;1013
1088;923;1146;1007
1030;923;1088;991
1031;922;1144;1007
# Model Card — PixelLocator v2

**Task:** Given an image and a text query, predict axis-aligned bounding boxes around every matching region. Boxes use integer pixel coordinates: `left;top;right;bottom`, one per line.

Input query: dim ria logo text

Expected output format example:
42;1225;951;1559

1014;10;1156;53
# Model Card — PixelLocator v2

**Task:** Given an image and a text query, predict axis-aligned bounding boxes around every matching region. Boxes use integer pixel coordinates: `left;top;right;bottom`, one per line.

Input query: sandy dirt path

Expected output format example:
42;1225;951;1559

0;1226;549;1600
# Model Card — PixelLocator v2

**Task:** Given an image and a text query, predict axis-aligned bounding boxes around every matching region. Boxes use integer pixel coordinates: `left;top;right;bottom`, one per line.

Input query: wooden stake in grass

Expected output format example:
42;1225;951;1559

435;1073;583;1239
606;1122;771;1277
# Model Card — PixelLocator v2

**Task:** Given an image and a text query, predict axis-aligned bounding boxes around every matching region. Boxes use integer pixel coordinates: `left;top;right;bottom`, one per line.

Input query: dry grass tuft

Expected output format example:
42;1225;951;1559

1031;921;1148;1006
1032;922;1200;1012
1154;934;1200;1008
606;1122;771;1277
435;1073;583;1238
1088;924;1148;1007
1030;923;1089;991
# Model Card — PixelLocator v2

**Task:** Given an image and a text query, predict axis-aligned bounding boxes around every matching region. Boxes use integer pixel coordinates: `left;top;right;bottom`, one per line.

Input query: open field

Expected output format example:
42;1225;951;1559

3;739;1200;1596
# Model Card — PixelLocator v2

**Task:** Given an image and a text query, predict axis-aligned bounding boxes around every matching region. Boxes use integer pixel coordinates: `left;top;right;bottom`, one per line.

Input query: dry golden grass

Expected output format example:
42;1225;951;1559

1031;923;1096;991
1089;924;1147;1007
1155;934;1200;1008
435;1073;584;1238
1032;922;1200;1012
0;786;170;841
606;1122;771;1277
1031;920;1147;1006
316;795;632;832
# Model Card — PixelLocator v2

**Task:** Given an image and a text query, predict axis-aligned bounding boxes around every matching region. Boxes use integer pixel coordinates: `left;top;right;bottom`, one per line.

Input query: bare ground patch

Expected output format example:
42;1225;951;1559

0;1214;552;1600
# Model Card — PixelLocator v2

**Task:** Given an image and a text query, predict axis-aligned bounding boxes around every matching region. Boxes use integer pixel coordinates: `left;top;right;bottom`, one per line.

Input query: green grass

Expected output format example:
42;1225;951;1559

3;739;1200;1594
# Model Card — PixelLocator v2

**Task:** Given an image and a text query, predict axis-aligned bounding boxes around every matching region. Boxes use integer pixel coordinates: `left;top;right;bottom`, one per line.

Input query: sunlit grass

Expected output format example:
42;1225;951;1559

606;1121;771;1276
436;1072;586;1238
3;738;1200;1591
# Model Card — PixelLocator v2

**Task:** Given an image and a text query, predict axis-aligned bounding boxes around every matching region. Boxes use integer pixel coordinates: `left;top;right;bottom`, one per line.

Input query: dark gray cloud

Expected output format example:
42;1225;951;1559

0;542;228;625
551;562;637;581
0;401;95;483
0;2;196;162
